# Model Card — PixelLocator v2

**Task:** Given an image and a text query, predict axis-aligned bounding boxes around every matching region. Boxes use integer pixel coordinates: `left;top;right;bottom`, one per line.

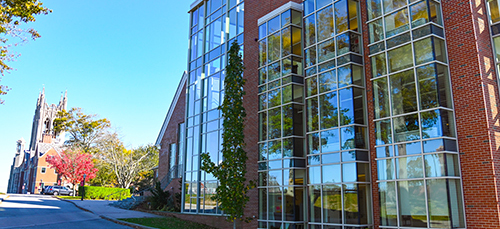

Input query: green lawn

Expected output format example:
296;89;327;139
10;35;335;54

120;217;216;229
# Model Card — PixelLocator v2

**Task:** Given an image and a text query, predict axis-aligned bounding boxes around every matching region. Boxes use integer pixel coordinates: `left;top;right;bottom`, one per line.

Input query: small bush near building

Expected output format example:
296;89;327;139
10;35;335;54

120;217;216;229
78;186;130;200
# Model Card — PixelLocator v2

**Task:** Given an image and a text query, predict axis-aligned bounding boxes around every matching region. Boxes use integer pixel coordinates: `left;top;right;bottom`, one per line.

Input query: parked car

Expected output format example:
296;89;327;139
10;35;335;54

41;186;53;195
44;186;74;196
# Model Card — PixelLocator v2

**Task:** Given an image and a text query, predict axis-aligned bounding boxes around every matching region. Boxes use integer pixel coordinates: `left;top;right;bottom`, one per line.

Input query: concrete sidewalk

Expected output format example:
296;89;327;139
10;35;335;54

61;198;160;229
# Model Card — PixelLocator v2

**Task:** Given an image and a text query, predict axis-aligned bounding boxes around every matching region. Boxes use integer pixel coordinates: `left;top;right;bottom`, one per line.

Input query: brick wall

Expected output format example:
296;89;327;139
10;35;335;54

244;0;302;228
35;148;59;193
358;0;381;227
158;79;186;184
440;0;500;227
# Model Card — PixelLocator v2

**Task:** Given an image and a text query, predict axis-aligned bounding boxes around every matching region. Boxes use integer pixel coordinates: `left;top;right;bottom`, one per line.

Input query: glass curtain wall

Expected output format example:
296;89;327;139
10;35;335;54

184;0;244;214
258;7;306;229
367;0;465;228
303;0;371;228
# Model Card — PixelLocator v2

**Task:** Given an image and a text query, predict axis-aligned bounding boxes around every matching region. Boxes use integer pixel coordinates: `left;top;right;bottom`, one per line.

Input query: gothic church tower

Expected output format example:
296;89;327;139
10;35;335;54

28;88;67;151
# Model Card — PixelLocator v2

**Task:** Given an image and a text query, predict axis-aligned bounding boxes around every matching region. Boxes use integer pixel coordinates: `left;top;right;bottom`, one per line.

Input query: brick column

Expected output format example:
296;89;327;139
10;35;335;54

442;0;500;227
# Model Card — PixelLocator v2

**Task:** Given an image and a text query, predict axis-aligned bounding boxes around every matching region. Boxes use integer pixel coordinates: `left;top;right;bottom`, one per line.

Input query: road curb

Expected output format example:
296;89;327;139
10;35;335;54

57;197;157;229
0;195;9;203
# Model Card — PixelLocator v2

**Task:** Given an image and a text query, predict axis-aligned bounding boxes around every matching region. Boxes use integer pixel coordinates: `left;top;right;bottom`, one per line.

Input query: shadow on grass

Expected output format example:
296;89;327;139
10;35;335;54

119;217;216;229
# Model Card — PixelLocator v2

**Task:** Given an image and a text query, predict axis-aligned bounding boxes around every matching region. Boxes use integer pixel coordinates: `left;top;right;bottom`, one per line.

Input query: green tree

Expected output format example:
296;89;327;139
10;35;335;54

53;107;111;153
201;41;254;227
98;135;158;189
0;0;51;104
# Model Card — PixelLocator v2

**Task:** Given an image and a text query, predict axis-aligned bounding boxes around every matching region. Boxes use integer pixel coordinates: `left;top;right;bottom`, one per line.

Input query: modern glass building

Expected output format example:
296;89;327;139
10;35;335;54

157;0;500;228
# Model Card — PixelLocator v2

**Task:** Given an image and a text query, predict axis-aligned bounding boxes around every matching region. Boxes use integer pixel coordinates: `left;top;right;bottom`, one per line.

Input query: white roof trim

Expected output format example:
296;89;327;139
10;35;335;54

155;71;188;146
190;0;203;12
258;2;303;25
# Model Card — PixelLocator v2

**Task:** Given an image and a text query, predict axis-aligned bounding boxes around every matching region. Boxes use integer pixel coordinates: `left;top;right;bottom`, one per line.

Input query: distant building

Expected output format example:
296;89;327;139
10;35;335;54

7;89;67;194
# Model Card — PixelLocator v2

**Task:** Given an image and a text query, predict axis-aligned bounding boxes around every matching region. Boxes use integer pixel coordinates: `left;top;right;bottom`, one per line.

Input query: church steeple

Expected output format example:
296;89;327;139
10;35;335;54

29;88;67;150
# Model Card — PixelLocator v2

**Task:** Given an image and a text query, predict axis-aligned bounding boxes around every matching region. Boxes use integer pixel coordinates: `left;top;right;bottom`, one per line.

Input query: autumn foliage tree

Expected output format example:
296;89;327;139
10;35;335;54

45;150;98;196
53;107;111;153
0;0;51;104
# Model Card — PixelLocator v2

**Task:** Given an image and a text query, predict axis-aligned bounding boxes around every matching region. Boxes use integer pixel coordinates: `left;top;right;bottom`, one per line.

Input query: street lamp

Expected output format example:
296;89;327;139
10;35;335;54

81;174;87;201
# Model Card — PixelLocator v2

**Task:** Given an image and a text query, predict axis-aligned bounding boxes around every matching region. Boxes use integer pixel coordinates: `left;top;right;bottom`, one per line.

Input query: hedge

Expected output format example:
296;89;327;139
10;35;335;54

78;186;130;200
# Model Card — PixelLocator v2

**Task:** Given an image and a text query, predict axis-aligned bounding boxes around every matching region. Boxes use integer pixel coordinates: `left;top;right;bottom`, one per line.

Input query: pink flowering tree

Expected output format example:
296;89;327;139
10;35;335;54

46;150;98;196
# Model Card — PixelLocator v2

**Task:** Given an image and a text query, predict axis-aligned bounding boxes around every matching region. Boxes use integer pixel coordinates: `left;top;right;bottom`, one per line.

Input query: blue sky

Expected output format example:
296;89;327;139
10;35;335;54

0;0;191;192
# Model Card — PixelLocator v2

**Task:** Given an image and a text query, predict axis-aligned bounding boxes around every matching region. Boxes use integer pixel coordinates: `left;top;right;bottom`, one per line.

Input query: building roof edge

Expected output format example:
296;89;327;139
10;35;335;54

155;71;188;146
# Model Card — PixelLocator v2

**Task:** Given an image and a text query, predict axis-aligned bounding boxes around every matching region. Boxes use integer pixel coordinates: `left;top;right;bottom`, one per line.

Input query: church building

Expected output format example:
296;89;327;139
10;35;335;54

7;89;67;194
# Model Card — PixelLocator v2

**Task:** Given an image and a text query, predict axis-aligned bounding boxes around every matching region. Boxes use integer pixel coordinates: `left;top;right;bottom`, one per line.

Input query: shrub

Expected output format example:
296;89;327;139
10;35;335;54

78;186;130;200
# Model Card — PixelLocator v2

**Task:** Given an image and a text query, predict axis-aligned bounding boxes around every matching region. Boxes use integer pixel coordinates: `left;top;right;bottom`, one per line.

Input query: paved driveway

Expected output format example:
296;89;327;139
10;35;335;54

0;194;132;229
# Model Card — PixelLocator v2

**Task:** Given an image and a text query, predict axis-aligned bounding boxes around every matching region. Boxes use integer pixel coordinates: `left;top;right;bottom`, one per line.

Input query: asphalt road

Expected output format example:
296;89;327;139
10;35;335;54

0;194;132;229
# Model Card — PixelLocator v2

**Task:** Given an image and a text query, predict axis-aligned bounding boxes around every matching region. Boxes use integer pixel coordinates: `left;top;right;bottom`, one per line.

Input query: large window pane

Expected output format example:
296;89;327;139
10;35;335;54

292;27;302;55
398;180;427;227
379;182;397;226
307;97;319;132
309;185;322;222
373;77;390;119
305;14;316;47
268;108;281;139
268;187;283;221
393;113;420;142
309;133;320;155
385;8;409;38
427;179;452;228
317;5;334;42
411;1;429;27
388;44;412;72
259;188;267;220
421;109;456;139
414;37;433;65
390;70;417;115
341;126;367;149
424;153;460;177
378;159;394;180
305;46;317;67
369;19;384;44
397;156;423;179
375;119;392;145
383;0;406;13
318;39;335;63
320;92;338;129
282;27;291;57
321;129;340;153
429;0;442;25
323;185;342;223
489;0;500;23
307;76;318;96
336;33;350;56
367;0;383;20
348;0;359;32
323;165;341;183
259;39;267;67
335;0;348;33
268;32;281;63
309;166;321;184
319;70;337;93
344;184;370;224
339;88;355;125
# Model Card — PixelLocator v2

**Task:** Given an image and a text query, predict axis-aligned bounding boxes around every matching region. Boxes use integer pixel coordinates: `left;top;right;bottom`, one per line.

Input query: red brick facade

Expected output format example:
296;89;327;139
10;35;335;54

358;0;382;227
158;75;186;182
360;0;500;228
243;1;302;228
441;0;500;227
